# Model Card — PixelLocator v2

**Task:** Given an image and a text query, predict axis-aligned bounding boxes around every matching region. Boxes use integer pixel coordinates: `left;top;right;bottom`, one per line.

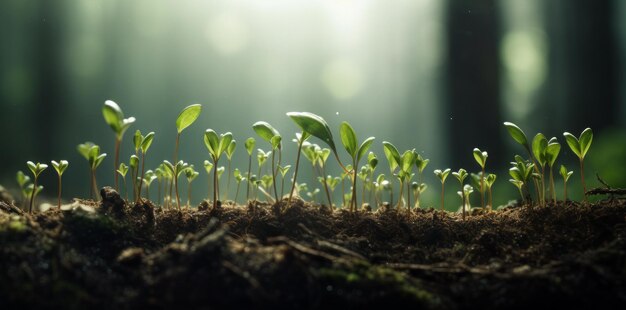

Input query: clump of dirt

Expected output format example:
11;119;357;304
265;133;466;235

1;188;626;309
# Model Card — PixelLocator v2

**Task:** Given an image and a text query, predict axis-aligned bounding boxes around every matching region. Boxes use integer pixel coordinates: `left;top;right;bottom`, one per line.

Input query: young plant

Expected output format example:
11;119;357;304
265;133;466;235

434;168;451;211
233;168;245;204
339;121;374;211
162;160;190;210
452;168;468;220
532;133;548;206
143;170;157;200
136;131;155;203
287;112;347;206
278;165;291;199
382;141;401;206
16;171;31;206
257;149;271;189
224;140;237;201
129;155;139;202
78;143;106;200
414;154;430;209
174;104;202;162
77;142;96;197
203;160;214;201
560;165;573;201
185;166;199;208
117;163;129;201
367;152;378;205
102;100;135;191
509;179;525;202
563;128;593;201
204;129;233;206
253;121;282;203
485;173;496;210
509;156;534;204
545;138;561;203
411;182;428;210
397;149;416;214
503;122;542;201
26;161;48;213
154;166;165;204
457;184;474;216
244;137;255;202
51;160;69;209
473;148;488;209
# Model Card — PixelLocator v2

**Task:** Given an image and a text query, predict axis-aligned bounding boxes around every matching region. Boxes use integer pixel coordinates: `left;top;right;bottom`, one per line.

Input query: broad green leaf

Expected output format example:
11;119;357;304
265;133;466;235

204;129;219;156
117;163;128;177
226;140;237;159
51;160;69;175
434;168;451;183
129;155;139;169
339;121;358;158
579;128;593;158
415;154;429;173
133;130;142;152
176;104;202;133
486;174;497;187
102;100;123;134
382;141;401;172
218;132;234;155
503;122;529;148
141;132;155;154
400;149;415;173
287;112;337;154
509;167;523;181
532;133;548;166
77;142;95;160
546;140;561;167
452;168;467;183
245;137;255;155
270;135;282;150
357;137;375;162
473;148;487;168
252;121;279;143
563;132;581;158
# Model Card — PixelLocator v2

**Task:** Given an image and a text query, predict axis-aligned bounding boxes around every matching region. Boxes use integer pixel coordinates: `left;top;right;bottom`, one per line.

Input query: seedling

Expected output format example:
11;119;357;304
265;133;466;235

485;173;496;210
162;160;190;210
81;143;106;200
136;131;155;203
307;188;320;201
563;128;593;201
244;137;255;201
77;142;96;197
452;168;468;220
51;160;69;209
367;152;378;205
233;168;246;204
102;100;135;191
24;184;43;210
278;165;291;199
224;140;237;201
174;104;202;162
411;182;427;210
503;122;542;201
531;133;549;206
257;149;271;194
339;121;374;211
154;166;165;204
457;184;474;216
560;165;573;201
117;163;129;200
545;138;561;203
414;154;429;209
253;121;282;203
382;141;401;206
203;160;214;200
16;171;30;206
509;155;534;204
434;168;451;211
143;170;157;200
204;129;233;206
509;179;525;202
397;149;415;214
26;161;48;213
129;155;139;202
185;166;199;208
473;148;488;209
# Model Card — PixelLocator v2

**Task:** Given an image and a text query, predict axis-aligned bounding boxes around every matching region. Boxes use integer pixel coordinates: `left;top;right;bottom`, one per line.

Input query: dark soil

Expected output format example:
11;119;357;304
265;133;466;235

1;188;626;309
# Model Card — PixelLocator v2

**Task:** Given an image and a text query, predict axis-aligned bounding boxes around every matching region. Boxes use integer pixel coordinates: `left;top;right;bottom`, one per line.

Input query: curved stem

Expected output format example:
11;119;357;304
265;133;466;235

580;159;587;202
213;158;219;207
271;150;278;204
137;152;146;204
351;166;357;211
321;164;332;208
114;138;121;190
480;167;485;209
288;137;305;206
29;177;38;213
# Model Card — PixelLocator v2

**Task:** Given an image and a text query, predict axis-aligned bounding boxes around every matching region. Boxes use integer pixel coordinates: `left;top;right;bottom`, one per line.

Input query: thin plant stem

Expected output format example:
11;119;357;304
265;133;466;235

246;155;252;202
57;174;62;209
564;179;568;201
226;159;232;201
29;177;38;213
137;152;146;204
234;182;241;204
288;138;304;206
480;167;485;209
440;182;445;211
114;138;121;191
321;164;332;208
549;167;556;203
187;181;192;208
580;159;587;202
271;151;278;204
406;181;411;217
174;175;181;210
351;166;357;211
488;187;493;211
213;159;219;207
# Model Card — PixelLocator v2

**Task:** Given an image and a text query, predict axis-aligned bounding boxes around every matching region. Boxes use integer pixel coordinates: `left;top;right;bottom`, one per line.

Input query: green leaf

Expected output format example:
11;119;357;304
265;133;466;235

245;137;255;155
452;168;467;183
339;121;358;158
486;174;497;187
287;112;337;154
546;139;561;167
579;128;593;158
252;121;279;143
16;171;30;187
133;130;142;152
503;122;529;148
204;129;219;156
203;160;214;174
129;155;139;169
563;132;581;158
415;154;429;173
141;132;155;154
102;100;124;134
77;142;95;160
382;141;401;172
51;160;69;175
434;168;451;183
27;161;48;177
532;133;548;167
218;132;234;155
357;137;375;162
270;135;282;150
117;163;128;177
509;167;523;181
226;140;237;159
473;148;488;168
400;149;415;173
176;104;202;134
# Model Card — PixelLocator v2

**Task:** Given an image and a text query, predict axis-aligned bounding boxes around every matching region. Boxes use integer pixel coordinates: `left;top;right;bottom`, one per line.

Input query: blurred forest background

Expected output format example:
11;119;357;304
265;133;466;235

1;0;625;209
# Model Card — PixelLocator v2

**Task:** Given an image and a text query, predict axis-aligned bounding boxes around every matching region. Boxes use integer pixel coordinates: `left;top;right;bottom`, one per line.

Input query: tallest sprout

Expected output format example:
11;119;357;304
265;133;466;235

26;161;47;213
339;121;374;211
102;100;135;191
563;128;593;201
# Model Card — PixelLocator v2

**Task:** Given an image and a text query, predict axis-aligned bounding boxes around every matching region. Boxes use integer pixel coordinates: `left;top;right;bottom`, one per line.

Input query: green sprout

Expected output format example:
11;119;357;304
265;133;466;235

503;122;542;202
414;154;429;209
314;146;334;208
135;131;155;204
457;184;473;218
233;168;246;204
224;139;237;201
253;121;282;203
473;148;488;209
434;168;451;211
509;179;525;202
162;160;190;210
143;170;157;200
260;174;274;201
51;160;69;209
545;137;561;203
203;159;214;200
532;133;548;206
509;155;535;204
307;188;320;201
398;149;416;214
204;129;233;206
382;141;401;206
340;164;353;208
77;142;95;198
339;121;374;211
174;104;202;162
485;173;496;210
160;163;173;207
26;161;48;213
411;182;428;210
244;137;255;202
278;165;291;200
185;166;199;208
79;143;106;200
563;128;593;201
257;149;271;195
129;155;139;202
117;163;129;201
452;168;468;220
560;165;574;201
16;171;31;207
102;100;135;191
287;112;347;206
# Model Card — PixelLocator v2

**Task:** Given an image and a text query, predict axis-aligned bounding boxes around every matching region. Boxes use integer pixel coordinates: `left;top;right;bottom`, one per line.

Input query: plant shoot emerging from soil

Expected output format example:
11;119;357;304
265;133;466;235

26;161;47;213
51;160;69;209
434;168;451;211
563;128;593;201
102;100;135;191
